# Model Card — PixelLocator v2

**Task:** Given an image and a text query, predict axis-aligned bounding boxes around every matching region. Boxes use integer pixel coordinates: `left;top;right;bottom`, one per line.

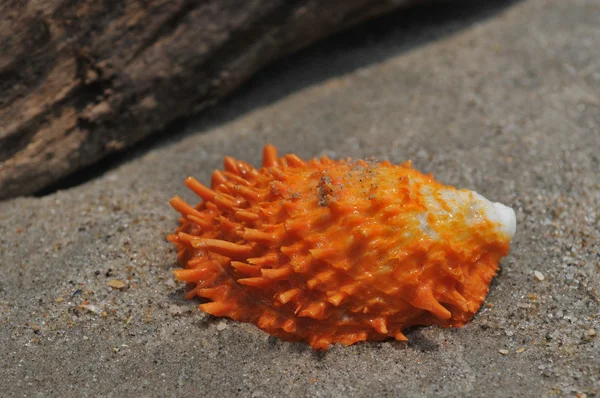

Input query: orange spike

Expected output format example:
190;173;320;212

211;170;228;187
257;311;278;328
299;302;328;320
467;300;482;314
282;319;297;333
284;218;312;236
185;177;216;202
187;214;213;229
242;228;280;244
191;238;253;258
269;167;287;181
223;156;239;174
216;216;240;235
176;231;197;242
237;277;268;287
279;246;298;257
223;171;251;186
309;247;336;261
262;145;278;168
184;274;220;293
215;183;233;195
340;282;361;296
261;267;291;280
169;196;204;219
173;266;214;283
247;252;280;266
310;336;332;350
198;287;227;300
410;286;452;320
230;261;261;276
166;233;179;244
281;200;298;214
327;292;347;307
337;332;368;346
441;288;469;313
369;317;388;334
307;270;337;289
235;210;260;222
234;185;263;202
187;257;210;267
289;256;312;274
200;302;232;317
277;288;300;304
236;161;259;180
284;154;305;167
176;232;204;248
259;206;279;218
213;194;240;209
279;157;290;167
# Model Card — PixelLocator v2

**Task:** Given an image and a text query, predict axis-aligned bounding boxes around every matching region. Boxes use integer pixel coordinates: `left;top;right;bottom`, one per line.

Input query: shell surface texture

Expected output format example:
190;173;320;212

167;145;516;350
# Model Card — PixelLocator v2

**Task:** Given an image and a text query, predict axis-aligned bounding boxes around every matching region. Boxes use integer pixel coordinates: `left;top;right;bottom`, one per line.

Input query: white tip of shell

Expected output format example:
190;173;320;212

491;201;517;239
471;192;517;239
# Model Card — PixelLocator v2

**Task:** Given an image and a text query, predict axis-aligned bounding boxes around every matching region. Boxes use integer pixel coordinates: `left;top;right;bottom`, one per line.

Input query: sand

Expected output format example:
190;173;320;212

1;0;598;396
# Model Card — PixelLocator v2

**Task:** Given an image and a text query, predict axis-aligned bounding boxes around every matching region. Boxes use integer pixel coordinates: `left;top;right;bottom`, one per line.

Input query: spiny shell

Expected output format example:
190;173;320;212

167;145;516;349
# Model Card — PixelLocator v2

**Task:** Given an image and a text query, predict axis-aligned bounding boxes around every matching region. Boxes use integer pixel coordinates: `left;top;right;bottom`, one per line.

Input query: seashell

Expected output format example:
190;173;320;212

167;145;516;349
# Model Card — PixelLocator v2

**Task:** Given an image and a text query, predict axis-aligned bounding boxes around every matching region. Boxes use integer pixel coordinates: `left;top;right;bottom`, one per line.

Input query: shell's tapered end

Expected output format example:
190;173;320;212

469;192;517;240
489;200;517;239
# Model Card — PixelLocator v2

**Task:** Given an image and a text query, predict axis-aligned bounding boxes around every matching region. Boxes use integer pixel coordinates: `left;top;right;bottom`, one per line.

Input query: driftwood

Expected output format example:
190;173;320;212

0;0;424;200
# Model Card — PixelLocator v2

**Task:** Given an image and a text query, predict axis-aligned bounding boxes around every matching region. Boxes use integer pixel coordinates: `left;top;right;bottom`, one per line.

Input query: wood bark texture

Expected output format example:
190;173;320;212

0;0;422;199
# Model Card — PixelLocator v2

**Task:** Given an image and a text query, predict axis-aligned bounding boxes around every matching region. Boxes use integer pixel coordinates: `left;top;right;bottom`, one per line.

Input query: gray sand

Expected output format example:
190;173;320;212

1;0;599;396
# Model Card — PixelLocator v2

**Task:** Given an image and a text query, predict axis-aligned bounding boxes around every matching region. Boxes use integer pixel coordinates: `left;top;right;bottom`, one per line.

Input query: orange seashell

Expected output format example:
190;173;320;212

168;145;516;350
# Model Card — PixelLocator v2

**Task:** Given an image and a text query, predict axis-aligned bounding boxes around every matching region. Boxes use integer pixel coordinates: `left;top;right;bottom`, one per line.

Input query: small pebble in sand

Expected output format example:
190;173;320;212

498;349;509;355
107;279;126;289
534;271;545;281
587;329;597;337
516;348;526;353
216;321;228;331
80;304;102;314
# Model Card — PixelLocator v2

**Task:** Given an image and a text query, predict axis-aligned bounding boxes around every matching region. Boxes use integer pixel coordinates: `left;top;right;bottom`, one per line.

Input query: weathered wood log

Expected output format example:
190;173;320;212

0;0;426;200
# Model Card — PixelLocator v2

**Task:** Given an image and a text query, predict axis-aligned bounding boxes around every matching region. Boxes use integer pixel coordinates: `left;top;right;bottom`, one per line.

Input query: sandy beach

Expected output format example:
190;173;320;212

1;0;598;396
